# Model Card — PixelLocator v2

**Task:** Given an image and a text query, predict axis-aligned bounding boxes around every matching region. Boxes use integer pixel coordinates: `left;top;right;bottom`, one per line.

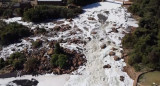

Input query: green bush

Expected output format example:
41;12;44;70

123;0;160;71
57;54;68;68
0;22;31;46
51;43;69;68
133;64;141;72
23;6;83;22
54;43;62;54
36;28;47;34
51;54;68;68
0;58;5;69
3;9;13;18
8;52;26;70
51;54;59;67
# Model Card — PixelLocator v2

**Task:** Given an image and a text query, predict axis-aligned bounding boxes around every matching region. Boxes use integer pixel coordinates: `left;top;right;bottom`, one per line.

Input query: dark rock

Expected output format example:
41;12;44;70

91;31;97;34
103;64;111;68
88;17;95;20
112;28;118;33
120;76;125;81
112;47;117;51
113;56;120;61
8;78;38;86
101;44;106;49
109;51;115;56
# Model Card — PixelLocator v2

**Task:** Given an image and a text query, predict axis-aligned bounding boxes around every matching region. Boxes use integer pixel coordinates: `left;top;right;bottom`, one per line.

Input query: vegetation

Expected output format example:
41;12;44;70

32;40;42;48
24;58;39;73
123;0;160;71
23;5;83;22
0;58;5;69
0;21;31;46
51;43;69;68
7;52;26;70
67;0;100;6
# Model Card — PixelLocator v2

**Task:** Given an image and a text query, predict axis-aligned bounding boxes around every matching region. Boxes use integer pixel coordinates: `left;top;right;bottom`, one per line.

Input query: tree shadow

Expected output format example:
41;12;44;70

83;2;101;9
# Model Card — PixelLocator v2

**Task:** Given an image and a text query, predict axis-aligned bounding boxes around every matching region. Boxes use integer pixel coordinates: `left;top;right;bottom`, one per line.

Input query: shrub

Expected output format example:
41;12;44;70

133;64;141;72
14;8;23;16
54;43;62;54
36;28;47;34
0;58;5;69
51;54;68;68
32;40;42;48
23;6;83;22
51;54;59;67
8;52;26;70
3;9;13;18
57;54;68;68
24;58;39;73
0;22;31;46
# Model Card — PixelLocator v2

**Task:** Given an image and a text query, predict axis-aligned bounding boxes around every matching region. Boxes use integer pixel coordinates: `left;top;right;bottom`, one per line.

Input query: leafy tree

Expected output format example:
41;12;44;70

123;0;160;71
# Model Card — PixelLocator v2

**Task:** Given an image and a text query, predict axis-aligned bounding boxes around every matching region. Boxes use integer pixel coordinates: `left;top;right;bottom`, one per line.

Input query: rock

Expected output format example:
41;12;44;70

112;47;117;51
113;56;120;61
101;44;106;49
122;31;126;34
78;61;82;66
55;68;62;74
47;48;53;55
113;24;117;26
54;26;61;31
91;31;97;34
67;18;73;22
109;51;115;56
112;28;118;33
56;21;64;24
120;76;125;81
100;38;104;41
88;17;95;20
103;64;111;68
11;48;15;51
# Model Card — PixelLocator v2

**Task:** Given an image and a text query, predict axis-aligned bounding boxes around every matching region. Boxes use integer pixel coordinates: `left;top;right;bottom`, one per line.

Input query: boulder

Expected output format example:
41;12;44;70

103;64;111;68
112;28;118;33
47;48;54;55
120;76;125;81
112;47;117;51
113;56;120;61
109;51;115;56
91;31;97;34
88;17;95;20
101;44;106;49
54;26;61;31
